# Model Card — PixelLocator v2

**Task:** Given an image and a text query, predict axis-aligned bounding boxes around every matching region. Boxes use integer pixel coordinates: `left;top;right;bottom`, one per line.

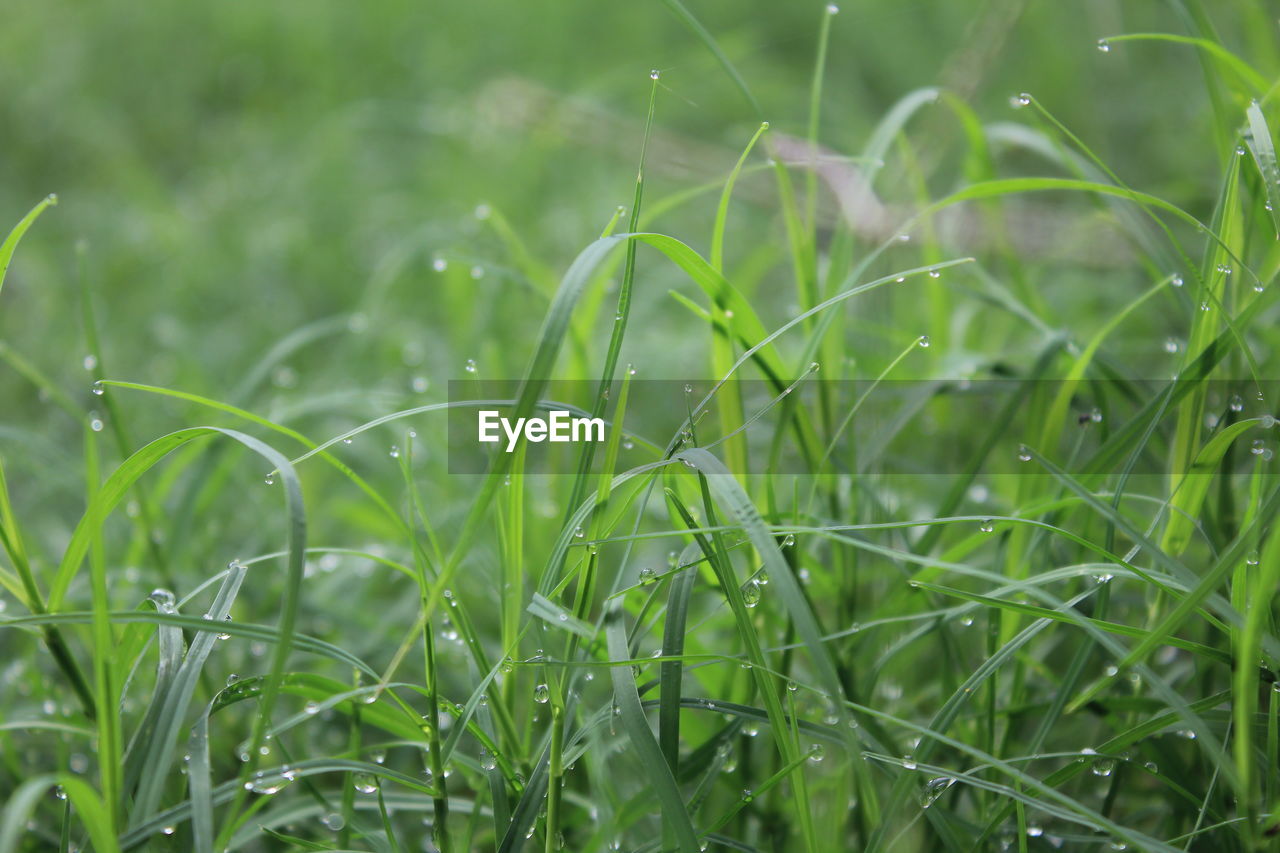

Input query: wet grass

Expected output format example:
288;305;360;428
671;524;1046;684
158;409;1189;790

3;1;1280;851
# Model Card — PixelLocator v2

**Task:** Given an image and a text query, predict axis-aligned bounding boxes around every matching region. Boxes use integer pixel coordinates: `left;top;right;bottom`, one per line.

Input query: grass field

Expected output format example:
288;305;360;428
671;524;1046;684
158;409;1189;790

3;1;1280;851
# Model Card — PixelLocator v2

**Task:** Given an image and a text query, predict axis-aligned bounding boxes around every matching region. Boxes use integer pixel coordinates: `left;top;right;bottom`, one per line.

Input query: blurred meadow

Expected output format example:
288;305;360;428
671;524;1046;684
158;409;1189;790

3;0;1280;850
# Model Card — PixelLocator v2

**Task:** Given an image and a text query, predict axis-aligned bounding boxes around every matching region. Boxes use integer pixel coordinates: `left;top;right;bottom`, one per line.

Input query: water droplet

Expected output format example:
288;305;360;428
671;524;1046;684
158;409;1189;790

352;773;378;794
1171;273;1183;287
638;567;656;584
979;519;994;533
1017;445;1032;462
1252;439;1267;456
1096;38;1110;52
82;354;97;371
902;754;918;770
1091;757;1115;777
1010;92;1031;109
474;203;492;221
742;579;762;608
741;788;754;802
1027;825;1043;838
321;813;345;831
162;825;175;836
808;743;825;762
89;415;104;432
480;748;497;771
1164;337;1182;354
825;3;839;14
533;683;550;704
649;69;660;80
246;772;292;795
927;269;941;279
464;359;477;374
918;335;930;348
91;380;105;396
782;533;795;548
1230;394;1244;412
432;257;448;273
470;265;485;280
264;473;275;485
919;775;954;808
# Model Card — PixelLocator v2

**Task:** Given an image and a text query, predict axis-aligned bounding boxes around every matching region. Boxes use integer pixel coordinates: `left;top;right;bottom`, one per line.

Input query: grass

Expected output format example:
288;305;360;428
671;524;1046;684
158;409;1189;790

3;0;1280;851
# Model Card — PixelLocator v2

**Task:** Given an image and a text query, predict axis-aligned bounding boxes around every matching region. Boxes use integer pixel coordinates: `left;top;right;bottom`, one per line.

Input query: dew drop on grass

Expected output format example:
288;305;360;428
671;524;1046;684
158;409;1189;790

1252;439;1267;455
533;683;550;704
162;825;175;836
389;445;400;459
1230;394;1244;412
1009;93;1030;109
246;772;291;795
352;773;378;793
902;754;918;770
825;3;839;14
321;813;345;831
979;519;994;533
91;380;104;396
638;567;656;584
781;533;795;547
264;473;275;485
89;415;104;432
464;358;477;374
480;748;497;771
650;69;660;80
742;579;762;608
412;376;429;393
1096;38;1110;52
918;776;954;808
808;744;825;762
1170;272;1183;287
928;268;941;279
917;335;930;348
304;701;320;715
432;257;448;273
1164;337;1182;354
1027;825;1043;838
